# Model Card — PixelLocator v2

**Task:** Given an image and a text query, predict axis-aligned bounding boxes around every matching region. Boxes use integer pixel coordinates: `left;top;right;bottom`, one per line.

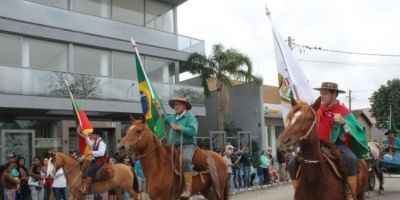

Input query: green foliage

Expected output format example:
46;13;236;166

184;43;263;97
224;121;242;137
370;78;400;129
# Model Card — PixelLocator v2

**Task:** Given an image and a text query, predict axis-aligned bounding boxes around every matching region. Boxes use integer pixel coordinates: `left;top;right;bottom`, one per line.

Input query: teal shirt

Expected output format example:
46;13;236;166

161;111;198;145
259;155;270;169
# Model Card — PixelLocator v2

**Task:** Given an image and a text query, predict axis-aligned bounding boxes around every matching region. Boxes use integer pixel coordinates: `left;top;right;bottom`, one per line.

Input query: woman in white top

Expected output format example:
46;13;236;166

52;168;67;200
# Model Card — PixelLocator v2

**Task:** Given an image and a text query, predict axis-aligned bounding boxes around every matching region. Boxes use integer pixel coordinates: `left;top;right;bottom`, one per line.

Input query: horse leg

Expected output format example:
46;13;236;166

201;186;220;200
374;166;384;193
125;188;139;200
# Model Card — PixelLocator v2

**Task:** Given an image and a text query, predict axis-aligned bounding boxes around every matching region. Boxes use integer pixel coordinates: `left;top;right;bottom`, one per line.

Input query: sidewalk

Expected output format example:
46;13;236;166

190;180;291;200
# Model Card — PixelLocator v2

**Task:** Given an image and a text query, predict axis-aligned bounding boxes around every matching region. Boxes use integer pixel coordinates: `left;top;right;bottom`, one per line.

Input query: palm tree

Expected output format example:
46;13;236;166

184;43;262;131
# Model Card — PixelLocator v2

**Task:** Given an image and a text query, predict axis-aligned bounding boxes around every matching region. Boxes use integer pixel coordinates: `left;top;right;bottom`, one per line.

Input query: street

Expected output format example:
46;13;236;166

230;174;400;200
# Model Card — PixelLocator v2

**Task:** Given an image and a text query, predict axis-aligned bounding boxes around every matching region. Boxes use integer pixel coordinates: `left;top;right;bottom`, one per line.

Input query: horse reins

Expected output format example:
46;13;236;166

294;107;321;164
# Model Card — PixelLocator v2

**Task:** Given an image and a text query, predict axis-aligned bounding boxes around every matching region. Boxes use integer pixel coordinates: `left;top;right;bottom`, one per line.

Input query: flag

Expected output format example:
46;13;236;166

132;40;166;138
268;16;315;126
65;81;93;155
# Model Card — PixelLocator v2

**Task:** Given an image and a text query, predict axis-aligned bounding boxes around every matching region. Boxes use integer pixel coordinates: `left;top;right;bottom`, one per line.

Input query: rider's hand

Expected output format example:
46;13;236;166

152;99;160;109
333;113;345;124
170;124;181;131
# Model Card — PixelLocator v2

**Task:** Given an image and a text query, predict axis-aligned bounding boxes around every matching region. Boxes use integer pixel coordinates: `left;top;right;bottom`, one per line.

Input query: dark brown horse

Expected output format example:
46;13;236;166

279;99;368;200
116;116;229;200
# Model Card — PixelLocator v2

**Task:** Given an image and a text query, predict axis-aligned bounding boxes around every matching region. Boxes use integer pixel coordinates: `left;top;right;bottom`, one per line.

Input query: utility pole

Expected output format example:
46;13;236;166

287;36;294;50
348;90;352;111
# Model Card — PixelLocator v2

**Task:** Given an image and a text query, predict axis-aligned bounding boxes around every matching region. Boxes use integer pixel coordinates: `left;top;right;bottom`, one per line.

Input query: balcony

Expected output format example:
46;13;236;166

0;65;205;106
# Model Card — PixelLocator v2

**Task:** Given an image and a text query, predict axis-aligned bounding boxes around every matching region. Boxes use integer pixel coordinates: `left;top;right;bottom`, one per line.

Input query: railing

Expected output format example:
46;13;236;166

0;65;205;105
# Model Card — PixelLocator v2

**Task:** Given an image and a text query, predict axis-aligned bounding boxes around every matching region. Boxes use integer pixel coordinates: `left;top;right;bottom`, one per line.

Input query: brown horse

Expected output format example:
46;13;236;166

279;99;368;200
116;116;229;200
46;152;138;200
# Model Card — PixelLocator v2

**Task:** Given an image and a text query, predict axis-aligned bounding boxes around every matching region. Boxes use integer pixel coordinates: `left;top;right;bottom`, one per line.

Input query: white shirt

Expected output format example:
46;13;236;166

52;168;67;188
86;137;106;158
223;155;232;174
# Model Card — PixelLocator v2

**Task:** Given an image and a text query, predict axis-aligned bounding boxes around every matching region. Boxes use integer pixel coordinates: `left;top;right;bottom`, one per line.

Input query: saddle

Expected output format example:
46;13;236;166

80;157;115;181
164;146;210;175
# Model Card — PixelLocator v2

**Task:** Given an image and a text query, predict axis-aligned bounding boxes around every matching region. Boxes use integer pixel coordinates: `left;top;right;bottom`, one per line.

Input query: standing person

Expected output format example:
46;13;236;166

80;131;107;194
1;160;20;200
153;96;198;198
42;158;52;200
121;155;134;200
277;149;288;182
29;157;44;200
133;155;145;200
222;150;233;188
230;148;242;189
240;147;252;188
16;157;29;200
52;168;67;200
288;82;368;200
259;150;270;185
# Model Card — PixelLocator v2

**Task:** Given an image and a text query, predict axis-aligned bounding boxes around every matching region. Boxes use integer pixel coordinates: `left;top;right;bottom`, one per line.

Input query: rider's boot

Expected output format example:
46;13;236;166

347;176;357;200
81;176;93;194
291;180;298;190
180;172;192;199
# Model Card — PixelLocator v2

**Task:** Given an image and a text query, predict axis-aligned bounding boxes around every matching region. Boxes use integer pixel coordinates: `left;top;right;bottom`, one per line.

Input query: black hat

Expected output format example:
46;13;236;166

384;129;397;135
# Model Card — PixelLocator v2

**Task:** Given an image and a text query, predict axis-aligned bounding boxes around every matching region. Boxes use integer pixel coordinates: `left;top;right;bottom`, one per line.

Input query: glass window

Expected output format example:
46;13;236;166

73;0;110;18
73;46;110;76
145;56;175;83
24;38;67;71
145;0;174;32
27;0;68;9
0;33;21;66
112;51;137;80
112;0;144;25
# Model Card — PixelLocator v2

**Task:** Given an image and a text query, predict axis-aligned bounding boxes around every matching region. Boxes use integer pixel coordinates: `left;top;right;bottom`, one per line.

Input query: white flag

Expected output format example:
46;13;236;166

268;17;315;126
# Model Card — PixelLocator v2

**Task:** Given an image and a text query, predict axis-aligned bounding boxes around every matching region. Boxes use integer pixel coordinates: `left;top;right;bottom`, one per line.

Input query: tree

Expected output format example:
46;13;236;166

370;78;400;129
184;44;262;131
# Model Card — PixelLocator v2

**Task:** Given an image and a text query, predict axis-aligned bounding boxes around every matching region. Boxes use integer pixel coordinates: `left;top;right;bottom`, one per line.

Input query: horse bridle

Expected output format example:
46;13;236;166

123;127;159;159
293;106;320;164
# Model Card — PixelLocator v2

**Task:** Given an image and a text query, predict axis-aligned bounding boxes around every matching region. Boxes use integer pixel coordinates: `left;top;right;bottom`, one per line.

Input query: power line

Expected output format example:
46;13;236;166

295;44;400;57
298;59;400;68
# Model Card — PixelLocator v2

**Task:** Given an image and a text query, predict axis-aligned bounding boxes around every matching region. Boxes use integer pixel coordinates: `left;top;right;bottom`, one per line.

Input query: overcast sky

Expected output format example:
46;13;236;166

177;0;400;109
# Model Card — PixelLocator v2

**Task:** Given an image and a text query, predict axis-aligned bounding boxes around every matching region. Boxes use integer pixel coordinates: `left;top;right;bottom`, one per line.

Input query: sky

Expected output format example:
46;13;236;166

177;0;400;109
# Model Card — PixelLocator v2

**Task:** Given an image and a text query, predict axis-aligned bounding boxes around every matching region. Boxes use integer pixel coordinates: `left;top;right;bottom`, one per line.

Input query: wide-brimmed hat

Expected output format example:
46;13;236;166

314;82;345;93
385;129;397;135
168;96;192;110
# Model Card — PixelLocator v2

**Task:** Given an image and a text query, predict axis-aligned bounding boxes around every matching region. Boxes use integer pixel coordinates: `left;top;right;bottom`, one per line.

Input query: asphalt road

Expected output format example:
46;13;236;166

230;174;400;200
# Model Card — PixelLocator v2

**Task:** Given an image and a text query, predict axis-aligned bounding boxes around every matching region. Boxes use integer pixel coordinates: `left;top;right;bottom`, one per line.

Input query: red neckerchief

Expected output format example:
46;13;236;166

317;101;350;143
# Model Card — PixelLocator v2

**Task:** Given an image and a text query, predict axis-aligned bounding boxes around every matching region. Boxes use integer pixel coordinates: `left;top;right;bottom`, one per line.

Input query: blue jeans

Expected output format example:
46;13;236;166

181;144;196;172
4;188;16;200
233;168;242;188
30;186;44;200
53;188;67;200
336;140;358;176
243;165;251;187
88;160;100;177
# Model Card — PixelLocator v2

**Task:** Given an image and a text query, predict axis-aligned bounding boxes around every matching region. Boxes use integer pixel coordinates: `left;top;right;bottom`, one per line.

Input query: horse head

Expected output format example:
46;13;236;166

117;114;155;156
47;151;59;178
279;97;321;150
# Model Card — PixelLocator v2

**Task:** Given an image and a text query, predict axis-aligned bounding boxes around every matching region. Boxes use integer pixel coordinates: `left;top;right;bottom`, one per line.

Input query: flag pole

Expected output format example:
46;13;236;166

130;38;156;99
64;79;83;126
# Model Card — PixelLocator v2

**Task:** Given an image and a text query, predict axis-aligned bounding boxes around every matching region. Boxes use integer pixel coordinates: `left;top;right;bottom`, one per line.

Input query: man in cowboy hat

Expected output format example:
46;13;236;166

80;130;107;194
383;129;400;152
288;82;368;200
153;96;198;198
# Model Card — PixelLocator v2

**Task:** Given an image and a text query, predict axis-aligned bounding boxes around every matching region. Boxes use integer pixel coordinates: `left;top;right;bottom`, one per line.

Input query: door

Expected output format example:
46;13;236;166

1;129;35;167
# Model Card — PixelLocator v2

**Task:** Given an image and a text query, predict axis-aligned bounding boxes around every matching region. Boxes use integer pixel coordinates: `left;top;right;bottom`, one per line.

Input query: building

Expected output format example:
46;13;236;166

0;0;205;166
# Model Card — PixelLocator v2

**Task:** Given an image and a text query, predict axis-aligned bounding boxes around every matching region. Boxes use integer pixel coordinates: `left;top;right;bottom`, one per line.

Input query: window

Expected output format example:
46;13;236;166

73;46;110;76
145;56;175;83
24;38;67;71
27;0;68;9
112;51;137;80
145;0;174;32
0;33;21;66
112;0;144;25
73;0;111;18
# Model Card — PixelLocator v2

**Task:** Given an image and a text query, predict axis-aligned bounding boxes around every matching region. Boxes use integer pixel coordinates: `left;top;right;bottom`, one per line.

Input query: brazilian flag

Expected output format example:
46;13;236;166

134;51;166;139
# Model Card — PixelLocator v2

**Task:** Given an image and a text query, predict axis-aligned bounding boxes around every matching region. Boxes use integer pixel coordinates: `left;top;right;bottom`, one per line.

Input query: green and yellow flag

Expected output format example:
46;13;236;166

132;40;166;138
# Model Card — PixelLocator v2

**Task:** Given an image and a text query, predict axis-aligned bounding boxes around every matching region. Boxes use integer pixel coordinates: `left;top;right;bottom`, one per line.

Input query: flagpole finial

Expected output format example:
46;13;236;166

64;79;69;87
265;1;271;16
130;37;136;47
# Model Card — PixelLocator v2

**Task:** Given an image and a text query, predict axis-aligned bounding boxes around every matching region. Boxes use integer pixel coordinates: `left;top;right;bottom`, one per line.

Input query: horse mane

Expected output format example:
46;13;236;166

319;140;346;178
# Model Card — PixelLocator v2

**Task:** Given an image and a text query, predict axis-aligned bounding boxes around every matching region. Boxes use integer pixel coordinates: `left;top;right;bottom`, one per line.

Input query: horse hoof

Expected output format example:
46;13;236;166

378;190;384;194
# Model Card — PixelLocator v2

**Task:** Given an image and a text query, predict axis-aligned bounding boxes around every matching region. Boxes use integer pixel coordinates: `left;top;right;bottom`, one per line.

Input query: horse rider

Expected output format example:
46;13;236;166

383;129;400;153
80;130;107;194
153;96;198;199
288;82;368;200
